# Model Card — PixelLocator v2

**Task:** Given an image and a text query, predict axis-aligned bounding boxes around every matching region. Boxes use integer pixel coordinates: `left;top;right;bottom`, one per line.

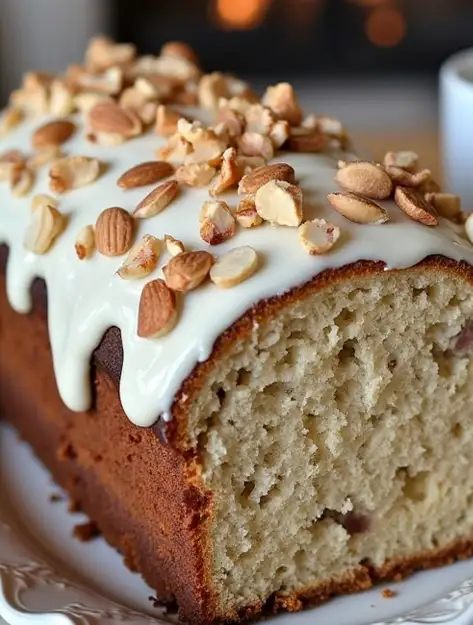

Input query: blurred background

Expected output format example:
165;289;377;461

2;0;473;177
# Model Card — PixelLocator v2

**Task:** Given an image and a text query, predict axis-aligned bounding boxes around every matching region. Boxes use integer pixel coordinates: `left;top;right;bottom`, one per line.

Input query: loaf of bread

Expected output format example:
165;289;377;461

2;37;473;624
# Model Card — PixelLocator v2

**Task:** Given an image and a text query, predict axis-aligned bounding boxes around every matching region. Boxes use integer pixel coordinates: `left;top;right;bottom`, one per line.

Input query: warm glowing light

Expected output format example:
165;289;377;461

365;8;406;47
214;0;270;30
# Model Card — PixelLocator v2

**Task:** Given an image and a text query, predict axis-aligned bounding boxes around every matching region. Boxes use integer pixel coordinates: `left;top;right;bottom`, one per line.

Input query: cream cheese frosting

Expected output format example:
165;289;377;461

1;111;473;427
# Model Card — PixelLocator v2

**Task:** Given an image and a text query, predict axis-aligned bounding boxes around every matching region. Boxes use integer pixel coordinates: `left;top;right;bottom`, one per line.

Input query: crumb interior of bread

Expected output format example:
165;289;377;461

187;268;473;613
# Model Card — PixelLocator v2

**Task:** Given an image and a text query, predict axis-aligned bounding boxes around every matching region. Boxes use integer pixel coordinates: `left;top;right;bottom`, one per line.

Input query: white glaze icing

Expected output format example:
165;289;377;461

1;112;473;427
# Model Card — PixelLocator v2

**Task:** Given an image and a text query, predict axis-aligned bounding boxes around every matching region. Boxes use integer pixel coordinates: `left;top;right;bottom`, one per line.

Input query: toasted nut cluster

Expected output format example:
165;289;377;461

200;200;236;244
95;207;135;256
117;234;161;279
75;225;96;260
210;148;241;196
327;192;389;225
299;219;341;254
163;250;214;292
335;161;392;200
117;161;174;189
164;234;185;256
24;204;64;254
134;180;180;219
138;279;178;338
210;246;258;288
49;156;100;194
255;180;303;227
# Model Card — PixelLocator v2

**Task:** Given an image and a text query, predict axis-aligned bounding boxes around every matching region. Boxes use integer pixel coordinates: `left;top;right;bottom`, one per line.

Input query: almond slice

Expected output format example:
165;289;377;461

95;207;135;256
383;150;419;172
255;180;303;227
32;120;76;149
200;200;236;245
235;195;263;228
163;250;214;292
49;156;100;194
134;180;180;219
88;101;142;138
286;130;326;153
164;234;185;256
262;83;303;126
394;186;438;226
32;194;59;212
75;225;95;260
117;161;174;189
335;161;392;200
117;234;161;279
24;204;64;254
298;219;341;254
327;192;389;224
209;147;241;196
385;166;433;189
176;163;216;187
11;167;34;197
424;192;461;219
138;279;178;338
210;246;258;288
238;162;295;195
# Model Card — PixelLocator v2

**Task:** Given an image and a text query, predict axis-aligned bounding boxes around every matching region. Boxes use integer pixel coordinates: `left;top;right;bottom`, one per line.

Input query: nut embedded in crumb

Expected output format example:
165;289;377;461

262;82;303;126
209;148;241;196
235;195;263;228
238;162;295;195
49;156;100;194
237;132;274;160
134;180;180;219
163;250;214;292
425;192;461;219
394;186;438;227
24;204;64;254
164;234;185;256
335;161;393;200
176;163;216;187
117;234;161;279
199;200;236;245
95;207;135;257
32;194;59;212
255;180;303;227
32;119;76;149
383;150;419;172
327;192;389;225
210;246;258;288
75;225;96;260
298;219;341;254
11;167;34;197
138;279;177;339
117;161;174;189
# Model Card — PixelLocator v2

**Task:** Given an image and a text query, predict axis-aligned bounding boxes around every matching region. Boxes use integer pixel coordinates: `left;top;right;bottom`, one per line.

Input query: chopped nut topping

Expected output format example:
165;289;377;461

209;147;241;196
49;80;75;117
0;150;24;182
85;36;136;72
117;234;161;279
262;82;303;126
88;101;142;139
95;207;135;256
235;195;263;228
269;120;290;149
425;192;461;219
255;180;303;227
164;234;185;256
138;279;177;339
244;104;275;135
161;41;199;65
74;93;112;114
394;186;438;226
327;192;389;225
11;167;34;197
335;161;393;200
156;132;193;165
32;120;76;149
163;250;214;292
236;154;267;175
298;219;341;254
27;146;63;170
134;180;180;219
210;246;258;288
24;204;64;254
75;225;95;260
78;66;123;95
198;72;229;110
176;163;216;187
215;104;245;138
155;105;183;136
117;161;174;189
49;156;100;194
199;200;236;245
0;107;23;137
383;150;419;172
10;84;49;118
316;116;346;139
31;194;58;212
286;130;326;153
238;162;295;195
238;132;274;160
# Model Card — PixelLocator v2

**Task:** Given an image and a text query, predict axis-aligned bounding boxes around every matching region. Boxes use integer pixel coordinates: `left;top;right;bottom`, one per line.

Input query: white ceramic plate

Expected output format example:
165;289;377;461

2;422;473;625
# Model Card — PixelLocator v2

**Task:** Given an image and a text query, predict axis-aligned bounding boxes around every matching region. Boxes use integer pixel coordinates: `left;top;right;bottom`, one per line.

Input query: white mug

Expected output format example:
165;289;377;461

440;49;473;210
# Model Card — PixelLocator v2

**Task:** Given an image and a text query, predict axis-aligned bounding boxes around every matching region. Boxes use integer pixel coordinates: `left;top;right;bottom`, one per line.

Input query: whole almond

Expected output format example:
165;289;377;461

88;101;141;137
32;120;76;149
117;161;174;189
163;250;214;292
238;162;295;195
335;162;392;200
134;180;180;219
394;186;438;226
327;192;389;225
286;130;326;153
95;207;135;256
138;279;177;338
